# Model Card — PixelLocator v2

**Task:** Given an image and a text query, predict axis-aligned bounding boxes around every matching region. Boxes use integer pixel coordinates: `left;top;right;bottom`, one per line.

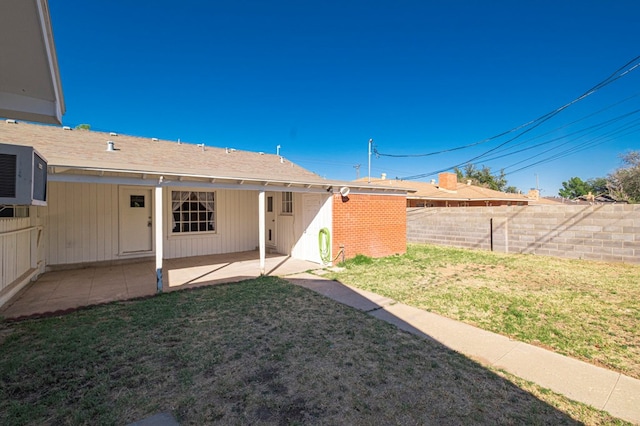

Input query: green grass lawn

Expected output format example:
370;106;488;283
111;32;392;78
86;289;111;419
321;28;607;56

0;276;628;425
327;244;640;379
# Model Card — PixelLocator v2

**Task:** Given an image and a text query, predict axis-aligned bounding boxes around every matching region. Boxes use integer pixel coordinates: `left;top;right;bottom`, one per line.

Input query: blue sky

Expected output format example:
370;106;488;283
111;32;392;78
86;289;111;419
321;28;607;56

49;1;639;195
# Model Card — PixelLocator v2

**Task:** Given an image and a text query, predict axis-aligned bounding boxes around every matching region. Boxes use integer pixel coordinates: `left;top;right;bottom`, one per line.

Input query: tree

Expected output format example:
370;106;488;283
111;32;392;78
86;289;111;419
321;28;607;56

608;151;640;203
75;123;91;130
558;177;590;199
586;177;608;195
454;164;508;191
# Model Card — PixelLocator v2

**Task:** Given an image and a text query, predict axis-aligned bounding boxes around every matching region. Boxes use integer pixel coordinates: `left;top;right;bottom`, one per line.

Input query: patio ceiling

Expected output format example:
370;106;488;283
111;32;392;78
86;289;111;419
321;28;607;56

0;0;65;124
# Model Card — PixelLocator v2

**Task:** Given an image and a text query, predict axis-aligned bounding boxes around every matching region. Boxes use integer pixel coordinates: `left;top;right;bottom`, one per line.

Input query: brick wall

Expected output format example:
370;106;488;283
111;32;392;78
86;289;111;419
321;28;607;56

333;193;407;260
438;172;458;190
407;204;640;264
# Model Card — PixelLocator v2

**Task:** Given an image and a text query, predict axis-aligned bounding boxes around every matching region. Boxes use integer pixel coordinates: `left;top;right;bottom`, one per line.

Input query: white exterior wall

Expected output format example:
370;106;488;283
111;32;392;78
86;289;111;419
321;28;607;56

44;182;119;265
290;193;333;263
43;182;263;265
163;187;259;259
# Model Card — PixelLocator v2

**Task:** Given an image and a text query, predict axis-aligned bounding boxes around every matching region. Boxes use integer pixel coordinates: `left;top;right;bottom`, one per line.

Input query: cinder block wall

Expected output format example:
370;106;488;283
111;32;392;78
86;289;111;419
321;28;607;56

407;204;640;264
333;194;407;260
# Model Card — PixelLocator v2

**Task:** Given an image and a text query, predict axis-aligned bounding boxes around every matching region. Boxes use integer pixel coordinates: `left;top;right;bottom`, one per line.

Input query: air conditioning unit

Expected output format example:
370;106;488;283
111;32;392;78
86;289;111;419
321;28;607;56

0;143;47;206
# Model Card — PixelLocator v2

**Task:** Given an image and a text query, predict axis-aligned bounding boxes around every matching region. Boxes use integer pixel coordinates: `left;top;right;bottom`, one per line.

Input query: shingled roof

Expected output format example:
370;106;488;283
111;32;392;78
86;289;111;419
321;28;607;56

1;121;335;184
357;173;530;203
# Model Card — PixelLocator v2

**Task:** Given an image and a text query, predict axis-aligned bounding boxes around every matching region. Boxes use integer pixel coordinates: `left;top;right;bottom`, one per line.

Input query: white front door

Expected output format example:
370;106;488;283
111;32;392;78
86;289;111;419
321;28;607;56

119;187;153;253
265;192;276;247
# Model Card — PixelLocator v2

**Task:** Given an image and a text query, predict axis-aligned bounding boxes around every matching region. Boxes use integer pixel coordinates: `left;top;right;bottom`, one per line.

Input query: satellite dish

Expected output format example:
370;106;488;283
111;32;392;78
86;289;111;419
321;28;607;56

339;186;350;197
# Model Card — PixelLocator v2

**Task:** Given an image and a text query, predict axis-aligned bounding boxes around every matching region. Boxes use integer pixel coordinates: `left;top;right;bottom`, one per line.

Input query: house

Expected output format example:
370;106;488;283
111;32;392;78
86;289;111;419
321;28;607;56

358;172;531;207
0;121;409;307
0;0;65;124
0;0;409;309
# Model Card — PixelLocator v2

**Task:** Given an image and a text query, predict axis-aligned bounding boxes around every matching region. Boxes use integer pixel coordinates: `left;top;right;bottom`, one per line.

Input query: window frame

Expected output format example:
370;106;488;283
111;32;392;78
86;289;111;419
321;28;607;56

281;191;293;215
170;190;216;234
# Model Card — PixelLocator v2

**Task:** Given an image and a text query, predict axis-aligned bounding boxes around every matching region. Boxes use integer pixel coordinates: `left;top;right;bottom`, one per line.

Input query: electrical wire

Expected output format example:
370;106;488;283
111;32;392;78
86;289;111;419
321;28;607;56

372;55;640;179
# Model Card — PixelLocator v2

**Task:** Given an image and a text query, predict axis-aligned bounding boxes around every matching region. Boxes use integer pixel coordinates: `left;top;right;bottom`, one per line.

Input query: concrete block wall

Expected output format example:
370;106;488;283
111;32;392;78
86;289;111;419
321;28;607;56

407;204;640;264
333;193;407;260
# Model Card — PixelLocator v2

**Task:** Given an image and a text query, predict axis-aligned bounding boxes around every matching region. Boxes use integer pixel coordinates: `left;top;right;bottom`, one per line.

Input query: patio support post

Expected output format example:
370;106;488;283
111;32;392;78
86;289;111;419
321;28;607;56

155;184;164;292
258;190;266;274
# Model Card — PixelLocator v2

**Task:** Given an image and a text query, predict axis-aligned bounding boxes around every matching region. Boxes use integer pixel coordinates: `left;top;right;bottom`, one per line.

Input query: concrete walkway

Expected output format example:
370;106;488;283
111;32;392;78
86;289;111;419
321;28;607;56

286;272;640;425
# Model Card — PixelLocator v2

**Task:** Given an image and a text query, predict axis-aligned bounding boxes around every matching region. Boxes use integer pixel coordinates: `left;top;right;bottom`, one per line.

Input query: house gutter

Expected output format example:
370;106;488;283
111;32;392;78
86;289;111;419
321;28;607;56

48;165;412;195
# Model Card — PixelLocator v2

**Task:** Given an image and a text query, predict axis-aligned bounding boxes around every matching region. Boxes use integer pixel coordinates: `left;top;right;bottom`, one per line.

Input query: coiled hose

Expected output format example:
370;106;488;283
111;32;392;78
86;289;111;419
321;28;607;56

319;228;331;264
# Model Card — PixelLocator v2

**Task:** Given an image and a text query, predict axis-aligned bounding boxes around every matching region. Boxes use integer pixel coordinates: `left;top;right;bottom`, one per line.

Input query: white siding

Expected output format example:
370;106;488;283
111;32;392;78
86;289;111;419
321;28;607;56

44;182;119;265
164;187;259;259
278;193;333;262
42;183;300;265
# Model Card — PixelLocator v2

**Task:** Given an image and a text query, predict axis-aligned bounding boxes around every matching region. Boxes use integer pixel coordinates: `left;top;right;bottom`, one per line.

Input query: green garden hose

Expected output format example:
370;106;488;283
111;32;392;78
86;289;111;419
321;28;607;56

319;228;331;264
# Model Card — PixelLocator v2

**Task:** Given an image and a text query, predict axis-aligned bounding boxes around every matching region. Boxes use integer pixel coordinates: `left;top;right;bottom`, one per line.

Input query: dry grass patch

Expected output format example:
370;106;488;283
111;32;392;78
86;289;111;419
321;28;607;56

0;276;627;425
327;244;640;379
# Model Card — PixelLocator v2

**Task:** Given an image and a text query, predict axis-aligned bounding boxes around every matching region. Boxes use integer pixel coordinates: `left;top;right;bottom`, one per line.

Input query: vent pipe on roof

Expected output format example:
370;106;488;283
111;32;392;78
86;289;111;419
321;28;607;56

63;126;71;130
430;179;436;184
466;180;472;185
5;119;17;124
106;141;115;151
110;132;118;136
152;137;158;141
381;173;387;180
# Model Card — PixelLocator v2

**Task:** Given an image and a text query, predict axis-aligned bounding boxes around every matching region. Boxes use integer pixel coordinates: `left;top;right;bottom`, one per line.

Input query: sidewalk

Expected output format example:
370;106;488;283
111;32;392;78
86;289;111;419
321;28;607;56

286;272;640;425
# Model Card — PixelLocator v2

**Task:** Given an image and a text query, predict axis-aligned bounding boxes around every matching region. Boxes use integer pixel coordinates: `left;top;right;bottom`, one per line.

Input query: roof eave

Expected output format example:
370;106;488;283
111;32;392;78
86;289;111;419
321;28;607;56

0;0;65;124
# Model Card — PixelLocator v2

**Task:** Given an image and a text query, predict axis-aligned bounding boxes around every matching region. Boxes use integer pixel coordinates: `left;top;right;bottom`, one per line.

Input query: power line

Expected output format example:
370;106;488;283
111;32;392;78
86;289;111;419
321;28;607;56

504;119;640;176
374;55;640;180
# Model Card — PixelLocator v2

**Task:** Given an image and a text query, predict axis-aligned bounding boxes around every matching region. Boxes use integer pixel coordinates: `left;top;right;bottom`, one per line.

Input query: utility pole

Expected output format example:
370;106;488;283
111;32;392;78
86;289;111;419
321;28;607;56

353;164;361;180
368;139;373;183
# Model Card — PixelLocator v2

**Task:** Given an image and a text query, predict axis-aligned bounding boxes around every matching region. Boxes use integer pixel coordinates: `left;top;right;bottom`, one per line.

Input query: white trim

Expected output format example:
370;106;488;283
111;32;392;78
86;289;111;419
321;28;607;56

155;185;163;291
35;0;65;122
48;173;333;194
258;191;266;274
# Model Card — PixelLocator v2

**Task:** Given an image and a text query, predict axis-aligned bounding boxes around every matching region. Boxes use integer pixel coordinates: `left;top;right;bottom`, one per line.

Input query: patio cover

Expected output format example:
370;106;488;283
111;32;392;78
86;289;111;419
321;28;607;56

0;0;65;124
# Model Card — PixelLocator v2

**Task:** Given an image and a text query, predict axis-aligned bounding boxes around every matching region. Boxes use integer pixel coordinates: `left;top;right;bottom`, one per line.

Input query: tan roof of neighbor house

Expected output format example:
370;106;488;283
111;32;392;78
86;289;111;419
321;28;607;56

1;121;404;192
357;175;531;202
527;196;563;205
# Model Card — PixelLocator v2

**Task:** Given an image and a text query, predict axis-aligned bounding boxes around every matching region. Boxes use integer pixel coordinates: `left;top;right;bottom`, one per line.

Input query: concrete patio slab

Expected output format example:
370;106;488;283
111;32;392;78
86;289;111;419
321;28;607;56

1;251;320;319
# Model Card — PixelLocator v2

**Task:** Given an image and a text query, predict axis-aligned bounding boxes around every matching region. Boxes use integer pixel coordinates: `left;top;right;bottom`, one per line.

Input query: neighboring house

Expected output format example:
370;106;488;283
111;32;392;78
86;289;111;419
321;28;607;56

0;121;409;307
522;189;563;205
358;172;531;207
